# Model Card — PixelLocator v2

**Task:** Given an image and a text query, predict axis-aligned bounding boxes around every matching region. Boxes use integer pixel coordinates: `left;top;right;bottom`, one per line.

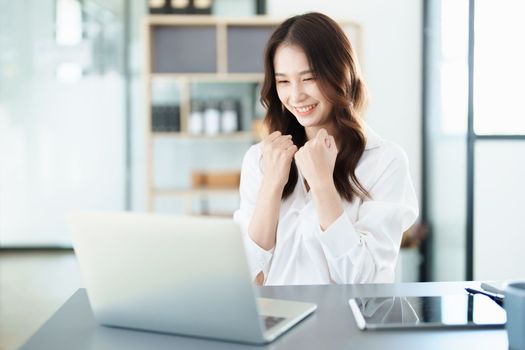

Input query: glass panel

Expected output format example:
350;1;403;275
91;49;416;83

0;0;126;246
474;0;525;135
474;141;525;280
426;0;469;281
427;138;467;281
440;0;469;135
129;0;148;211
440;61;468;134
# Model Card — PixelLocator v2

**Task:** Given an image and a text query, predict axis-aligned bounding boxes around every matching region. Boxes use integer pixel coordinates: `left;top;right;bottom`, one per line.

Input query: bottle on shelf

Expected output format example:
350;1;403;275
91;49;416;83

188;100;204;135
220;99;239;134
203;100;220;136
191;0;213;14
151;105;166;131
166;105;181;132
148;0;169;14
170;0;191;14
151;105;180;132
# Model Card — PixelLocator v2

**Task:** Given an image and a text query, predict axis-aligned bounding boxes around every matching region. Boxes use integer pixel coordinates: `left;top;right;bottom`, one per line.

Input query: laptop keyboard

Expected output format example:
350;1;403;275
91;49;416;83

263;316;286;330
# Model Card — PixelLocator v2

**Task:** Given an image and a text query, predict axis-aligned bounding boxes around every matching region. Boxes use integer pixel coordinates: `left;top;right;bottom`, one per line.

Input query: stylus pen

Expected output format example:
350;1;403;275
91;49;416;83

465;287;504;307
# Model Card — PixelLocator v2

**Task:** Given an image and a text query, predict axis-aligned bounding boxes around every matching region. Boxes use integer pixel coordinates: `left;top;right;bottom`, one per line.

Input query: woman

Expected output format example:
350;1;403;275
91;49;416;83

233;12;418;285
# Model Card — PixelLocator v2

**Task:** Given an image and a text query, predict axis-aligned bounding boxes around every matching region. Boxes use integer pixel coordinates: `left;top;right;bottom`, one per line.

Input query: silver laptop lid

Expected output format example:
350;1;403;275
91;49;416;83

71;212;266;343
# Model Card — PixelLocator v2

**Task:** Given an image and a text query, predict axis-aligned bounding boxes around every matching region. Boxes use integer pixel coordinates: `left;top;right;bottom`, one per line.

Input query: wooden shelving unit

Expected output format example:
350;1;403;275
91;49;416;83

154;188;240;197
152;131;254;140
143;15;362;214
144;15;280;213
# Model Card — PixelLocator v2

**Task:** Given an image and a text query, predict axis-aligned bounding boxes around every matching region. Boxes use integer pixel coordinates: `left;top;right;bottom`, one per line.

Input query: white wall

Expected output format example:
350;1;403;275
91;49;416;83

267;0;423;202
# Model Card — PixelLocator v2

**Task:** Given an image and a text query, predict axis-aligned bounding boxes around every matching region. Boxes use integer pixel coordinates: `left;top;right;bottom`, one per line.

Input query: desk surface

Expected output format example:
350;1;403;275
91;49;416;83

20;281;508;350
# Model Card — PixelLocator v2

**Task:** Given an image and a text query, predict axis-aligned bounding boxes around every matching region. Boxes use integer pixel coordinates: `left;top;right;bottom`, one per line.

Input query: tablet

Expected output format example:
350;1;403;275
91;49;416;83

348;294;506;330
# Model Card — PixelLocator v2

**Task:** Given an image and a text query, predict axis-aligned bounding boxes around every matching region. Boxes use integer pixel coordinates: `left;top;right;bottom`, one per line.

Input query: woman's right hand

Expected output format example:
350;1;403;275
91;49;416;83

261;131;298;190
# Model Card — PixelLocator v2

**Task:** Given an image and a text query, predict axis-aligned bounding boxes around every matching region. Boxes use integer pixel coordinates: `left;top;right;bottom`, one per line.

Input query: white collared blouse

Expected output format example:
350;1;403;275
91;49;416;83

233;125;419;285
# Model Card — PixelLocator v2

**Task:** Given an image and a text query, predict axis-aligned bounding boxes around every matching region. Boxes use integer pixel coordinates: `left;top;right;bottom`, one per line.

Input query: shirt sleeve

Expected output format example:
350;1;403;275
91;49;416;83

314;145;419;284
232;144;274;280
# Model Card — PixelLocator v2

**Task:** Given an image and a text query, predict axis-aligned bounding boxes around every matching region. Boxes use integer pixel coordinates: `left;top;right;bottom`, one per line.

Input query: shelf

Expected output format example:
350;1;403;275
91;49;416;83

154;188;239;197
152;131;256;140
150;73;264;82
145;15;283;26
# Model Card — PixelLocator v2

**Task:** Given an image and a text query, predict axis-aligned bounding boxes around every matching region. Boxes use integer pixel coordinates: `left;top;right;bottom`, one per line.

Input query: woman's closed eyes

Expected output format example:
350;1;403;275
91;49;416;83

275;77;316;84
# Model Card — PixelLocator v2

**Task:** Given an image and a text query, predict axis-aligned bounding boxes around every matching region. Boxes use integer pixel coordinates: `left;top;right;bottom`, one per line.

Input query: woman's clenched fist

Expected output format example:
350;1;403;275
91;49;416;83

261;131;298;190
294;128;338;191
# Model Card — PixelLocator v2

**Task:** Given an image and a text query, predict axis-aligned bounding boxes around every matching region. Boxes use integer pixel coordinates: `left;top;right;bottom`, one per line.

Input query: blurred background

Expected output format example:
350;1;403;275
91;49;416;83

1;0;524;348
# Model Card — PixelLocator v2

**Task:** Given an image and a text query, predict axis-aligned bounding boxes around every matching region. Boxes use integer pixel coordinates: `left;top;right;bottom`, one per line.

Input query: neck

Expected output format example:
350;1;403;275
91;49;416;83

305;123;339;144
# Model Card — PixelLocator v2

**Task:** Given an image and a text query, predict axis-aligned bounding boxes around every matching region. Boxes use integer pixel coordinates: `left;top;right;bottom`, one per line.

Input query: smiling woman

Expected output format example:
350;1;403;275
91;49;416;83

233;12;419;286
262;12;368;203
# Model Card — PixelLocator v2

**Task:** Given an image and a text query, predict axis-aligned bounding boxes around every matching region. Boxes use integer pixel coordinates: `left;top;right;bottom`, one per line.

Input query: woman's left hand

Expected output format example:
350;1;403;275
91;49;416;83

294;128;338;190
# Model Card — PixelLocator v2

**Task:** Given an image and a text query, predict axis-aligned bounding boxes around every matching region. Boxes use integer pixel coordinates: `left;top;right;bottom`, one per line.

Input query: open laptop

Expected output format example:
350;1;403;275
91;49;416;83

71;212;316;344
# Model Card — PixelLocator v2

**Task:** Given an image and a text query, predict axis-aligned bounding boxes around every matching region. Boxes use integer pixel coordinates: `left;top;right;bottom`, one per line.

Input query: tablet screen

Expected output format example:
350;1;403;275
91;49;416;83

348;294;506;330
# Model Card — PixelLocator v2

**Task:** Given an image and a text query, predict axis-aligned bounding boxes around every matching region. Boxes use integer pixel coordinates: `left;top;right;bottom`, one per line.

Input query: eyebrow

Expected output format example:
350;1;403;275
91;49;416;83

274;70;314;77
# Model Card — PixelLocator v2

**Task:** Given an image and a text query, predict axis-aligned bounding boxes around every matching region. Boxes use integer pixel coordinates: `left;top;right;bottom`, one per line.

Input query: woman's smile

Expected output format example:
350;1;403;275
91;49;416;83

294;103;319;116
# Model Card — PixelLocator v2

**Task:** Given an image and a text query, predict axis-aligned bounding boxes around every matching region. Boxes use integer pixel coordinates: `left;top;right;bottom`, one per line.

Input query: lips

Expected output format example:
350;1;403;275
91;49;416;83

294;103;318;115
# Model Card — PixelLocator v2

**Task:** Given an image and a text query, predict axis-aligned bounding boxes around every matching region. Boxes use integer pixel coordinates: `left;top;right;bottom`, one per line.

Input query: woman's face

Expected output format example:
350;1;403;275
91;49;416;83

273;44;333;138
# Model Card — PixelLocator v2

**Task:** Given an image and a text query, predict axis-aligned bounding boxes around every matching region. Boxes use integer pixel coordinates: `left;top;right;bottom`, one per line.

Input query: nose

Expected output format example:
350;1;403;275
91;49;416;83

289;82;306;104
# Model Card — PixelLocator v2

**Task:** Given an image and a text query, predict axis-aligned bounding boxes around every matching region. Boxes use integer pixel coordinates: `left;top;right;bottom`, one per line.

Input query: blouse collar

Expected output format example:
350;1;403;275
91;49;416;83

364;123;383;150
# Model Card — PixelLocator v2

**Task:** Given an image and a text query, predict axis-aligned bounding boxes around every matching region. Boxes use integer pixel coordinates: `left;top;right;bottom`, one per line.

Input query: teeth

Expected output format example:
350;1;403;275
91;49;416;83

295;104;316;113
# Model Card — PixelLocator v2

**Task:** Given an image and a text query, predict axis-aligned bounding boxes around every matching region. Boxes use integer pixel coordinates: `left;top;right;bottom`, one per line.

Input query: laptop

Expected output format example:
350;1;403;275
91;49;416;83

71;212;316;344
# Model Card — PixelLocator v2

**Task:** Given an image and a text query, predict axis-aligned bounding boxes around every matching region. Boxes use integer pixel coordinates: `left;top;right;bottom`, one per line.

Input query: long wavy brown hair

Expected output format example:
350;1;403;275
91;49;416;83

261;12;369;202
